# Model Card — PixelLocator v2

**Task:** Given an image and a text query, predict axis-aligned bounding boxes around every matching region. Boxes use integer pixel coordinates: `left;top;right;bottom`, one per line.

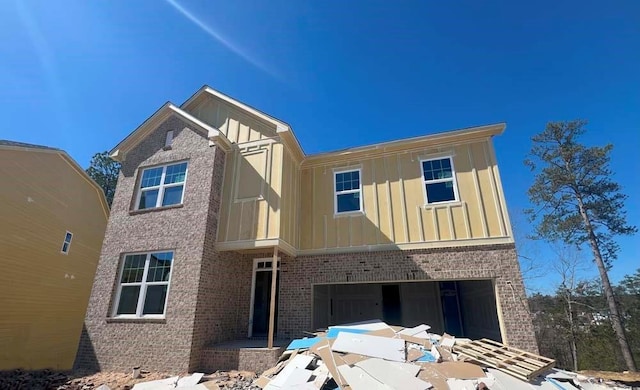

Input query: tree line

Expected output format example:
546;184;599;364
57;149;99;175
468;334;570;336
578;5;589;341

529;268;639;371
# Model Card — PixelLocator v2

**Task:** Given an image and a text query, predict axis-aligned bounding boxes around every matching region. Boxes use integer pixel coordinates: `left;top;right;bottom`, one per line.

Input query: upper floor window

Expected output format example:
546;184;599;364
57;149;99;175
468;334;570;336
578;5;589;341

61;231;73;254
114;251;173;318
334;169;362;214
422;157;458;204
136;162;188;210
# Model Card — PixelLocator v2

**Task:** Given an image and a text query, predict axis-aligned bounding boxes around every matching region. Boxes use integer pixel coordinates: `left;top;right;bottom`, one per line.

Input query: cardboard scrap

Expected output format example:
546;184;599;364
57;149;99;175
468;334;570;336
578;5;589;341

253;376;271;389
366;327;397;338
340;353;369;366
311;339;348;388
436;345;455;362
407;348;425;362
399;333;433;348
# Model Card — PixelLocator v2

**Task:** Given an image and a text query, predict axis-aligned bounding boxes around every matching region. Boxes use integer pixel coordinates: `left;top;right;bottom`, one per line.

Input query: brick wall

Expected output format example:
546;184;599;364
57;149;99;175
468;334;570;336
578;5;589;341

200;347;285;374
75;116;224;373
277;244;538;353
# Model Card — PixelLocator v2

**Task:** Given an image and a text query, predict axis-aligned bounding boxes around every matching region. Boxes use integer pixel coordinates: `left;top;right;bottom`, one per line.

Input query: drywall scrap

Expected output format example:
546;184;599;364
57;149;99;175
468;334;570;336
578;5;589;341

253;319;629;390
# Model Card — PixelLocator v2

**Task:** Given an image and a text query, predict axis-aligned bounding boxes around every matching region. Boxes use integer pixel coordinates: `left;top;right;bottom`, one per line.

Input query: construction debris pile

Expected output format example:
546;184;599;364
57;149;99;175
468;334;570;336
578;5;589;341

252;320;635;390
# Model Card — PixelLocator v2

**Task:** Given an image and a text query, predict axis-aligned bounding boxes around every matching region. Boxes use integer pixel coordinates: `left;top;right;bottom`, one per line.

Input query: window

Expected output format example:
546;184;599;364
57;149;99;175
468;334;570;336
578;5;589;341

421;157;458;204
136;162;188;210
114;251;173;317
61;231;73;254
334;169;362;214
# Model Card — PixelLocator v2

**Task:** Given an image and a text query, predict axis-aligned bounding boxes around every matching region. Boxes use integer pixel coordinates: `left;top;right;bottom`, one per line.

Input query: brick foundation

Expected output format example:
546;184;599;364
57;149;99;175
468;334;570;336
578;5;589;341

200;347;285;374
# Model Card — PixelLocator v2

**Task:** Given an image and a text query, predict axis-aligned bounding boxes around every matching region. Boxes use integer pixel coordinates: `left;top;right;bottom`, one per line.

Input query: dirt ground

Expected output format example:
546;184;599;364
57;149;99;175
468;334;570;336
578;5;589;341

578;370;640;384
64;371;177;389
0;369;258;390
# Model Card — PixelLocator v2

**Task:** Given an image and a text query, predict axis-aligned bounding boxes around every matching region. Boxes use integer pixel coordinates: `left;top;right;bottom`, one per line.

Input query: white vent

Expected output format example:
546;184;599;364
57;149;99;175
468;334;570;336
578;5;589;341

164;130;174;148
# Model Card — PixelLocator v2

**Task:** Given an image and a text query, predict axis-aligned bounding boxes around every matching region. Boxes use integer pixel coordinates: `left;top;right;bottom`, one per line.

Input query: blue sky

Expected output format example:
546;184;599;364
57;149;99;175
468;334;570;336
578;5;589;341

1;0;638;292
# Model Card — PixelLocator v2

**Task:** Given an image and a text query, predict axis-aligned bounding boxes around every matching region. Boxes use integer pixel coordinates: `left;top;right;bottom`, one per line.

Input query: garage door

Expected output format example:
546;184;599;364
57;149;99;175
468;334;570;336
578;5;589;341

312;280;501;341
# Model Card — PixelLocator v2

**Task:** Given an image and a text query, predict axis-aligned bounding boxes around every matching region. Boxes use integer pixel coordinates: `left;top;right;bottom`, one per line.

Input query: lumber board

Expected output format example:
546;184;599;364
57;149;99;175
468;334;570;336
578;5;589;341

453;339;555;381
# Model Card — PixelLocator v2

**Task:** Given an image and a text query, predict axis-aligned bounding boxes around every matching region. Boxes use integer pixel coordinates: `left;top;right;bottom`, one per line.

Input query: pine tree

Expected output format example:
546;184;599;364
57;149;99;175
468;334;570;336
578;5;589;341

86;151;120;207
525;120;637;371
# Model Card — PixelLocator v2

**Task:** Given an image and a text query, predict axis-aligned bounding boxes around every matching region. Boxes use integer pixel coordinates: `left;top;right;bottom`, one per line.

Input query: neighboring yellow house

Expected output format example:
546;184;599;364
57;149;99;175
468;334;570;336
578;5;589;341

0;140;109;370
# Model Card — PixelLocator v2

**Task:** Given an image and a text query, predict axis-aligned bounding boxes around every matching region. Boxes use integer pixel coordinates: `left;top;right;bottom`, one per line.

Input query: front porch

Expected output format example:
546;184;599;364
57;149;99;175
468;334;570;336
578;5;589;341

200;339;289;374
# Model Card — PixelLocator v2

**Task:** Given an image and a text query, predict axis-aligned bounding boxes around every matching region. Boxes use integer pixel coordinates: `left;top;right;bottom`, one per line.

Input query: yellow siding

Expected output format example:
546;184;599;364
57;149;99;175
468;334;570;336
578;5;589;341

188;95;277;143
279;148;299;248
299;139;510;251
217;141;285;243
0;150;107;370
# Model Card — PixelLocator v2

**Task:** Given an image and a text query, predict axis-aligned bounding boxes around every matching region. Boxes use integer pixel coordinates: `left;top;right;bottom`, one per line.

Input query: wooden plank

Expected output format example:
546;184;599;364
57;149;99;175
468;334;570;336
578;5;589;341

453;339;555;381
267;247;278;349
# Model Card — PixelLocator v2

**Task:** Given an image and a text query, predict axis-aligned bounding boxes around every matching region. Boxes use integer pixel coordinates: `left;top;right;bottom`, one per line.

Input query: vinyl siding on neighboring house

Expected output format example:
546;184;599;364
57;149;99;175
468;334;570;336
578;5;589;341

0;149;108;370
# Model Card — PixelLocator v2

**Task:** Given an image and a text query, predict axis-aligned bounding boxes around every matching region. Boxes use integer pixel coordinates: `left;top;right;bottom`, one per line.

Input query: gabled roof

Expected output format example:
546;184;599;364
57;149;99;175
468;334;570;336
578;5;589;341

181;86;305;162
0;140;110;219
0;140;61;151
111;86;505;167
109;102;232;161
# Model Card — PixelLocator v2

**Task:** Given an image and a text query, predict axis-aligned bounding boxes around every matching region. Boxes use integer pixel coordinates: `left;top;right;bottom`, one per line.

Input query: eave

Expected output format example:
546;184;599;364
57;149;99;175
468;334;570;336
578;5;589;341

109;102;232;162
300;123;506;168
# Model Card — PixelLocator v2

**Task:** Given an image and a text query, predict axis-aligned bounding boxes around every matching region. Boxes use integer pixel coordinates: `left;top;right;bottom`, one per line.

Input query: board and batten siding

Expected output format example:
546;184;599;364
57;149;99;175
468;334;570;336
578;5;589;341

0;149;108;370
188;94;301;248
218;142;283;242
188;94;277;143
299;139;512;251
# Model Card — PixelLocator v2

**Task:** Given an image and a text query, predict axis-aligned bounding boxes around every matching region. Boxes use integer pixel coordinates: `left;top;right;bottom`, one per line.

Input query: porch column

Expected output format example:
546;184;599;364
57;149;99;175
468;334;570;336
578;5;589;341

267;246;278;349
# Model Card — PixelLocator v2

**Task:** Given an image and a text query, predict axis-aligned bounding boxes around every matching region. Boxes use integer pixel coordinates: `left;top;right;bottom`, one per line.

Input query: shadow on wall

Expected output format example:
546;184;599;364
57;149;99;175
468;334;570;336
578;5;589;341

73;323;99;373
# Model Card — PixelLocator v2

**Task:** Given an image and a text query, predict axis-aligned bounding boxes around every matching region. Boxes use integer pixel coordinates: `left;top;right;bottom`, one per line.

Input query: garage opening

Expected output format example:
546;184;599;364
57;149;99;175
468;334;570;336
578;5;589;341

312;280;502;342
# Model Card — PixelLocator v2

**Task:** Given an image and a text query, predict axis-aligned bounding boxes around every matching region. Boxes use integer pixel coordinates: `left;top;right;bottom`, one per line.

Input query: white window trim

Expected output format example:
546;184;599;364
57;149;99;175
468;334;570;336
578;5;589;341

112;251;174;319
134;161;189;210
334;168;363;215
420;156;460;205
248;257;281;337
60;231;73;254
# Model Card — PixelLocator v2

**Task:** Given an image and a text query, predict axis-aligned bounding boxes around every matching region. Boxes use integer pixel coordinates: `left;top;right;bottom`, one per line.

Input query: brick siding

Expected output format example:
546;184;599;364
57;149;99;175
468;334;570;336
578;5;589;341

277;244;538;353
75;116;226;373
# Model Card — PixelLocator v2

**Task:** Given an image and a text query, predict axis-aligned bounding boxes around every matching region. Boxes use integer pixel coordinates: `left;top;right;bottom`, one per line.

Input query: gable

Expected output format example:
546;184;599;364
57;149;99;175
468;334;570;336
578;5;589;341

185;93;278;144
